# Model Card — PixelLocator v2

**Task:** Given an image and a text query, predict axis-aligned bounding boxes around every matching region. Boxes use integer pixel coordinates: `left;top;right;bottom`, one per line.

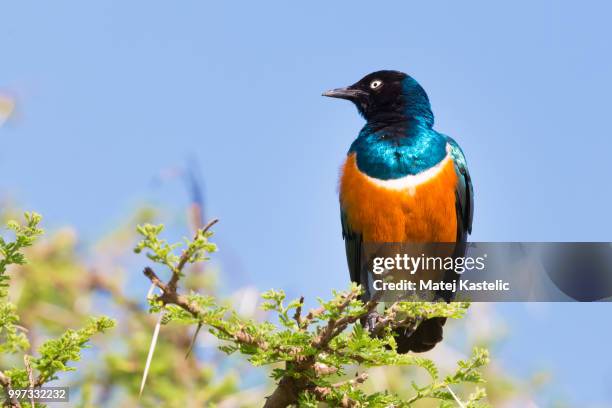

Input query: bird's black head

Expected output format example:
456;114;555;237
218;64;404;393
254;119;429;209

323;70;434;127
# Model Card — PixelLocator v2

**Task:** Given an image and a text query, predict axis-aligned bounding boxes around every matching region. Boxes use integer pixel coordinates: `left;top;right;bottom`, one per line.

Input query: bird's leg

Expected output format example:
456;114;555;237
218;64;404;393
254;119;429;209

359;269;383;334
362;310;383;334
365;310;382;334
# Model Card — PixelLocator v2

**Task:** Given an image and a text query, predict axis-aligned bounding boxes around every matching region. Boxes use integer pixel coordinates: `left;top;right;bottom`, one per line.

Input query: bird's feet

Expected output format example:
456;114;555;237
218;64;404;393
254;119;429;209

362;310;383;335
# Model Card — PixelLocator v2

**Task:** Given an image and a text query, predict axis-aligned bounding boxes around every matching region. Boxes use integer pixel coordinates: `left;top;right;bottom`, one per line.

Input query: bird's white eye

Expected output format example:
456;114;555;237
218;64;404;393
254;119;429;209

370;80;383;89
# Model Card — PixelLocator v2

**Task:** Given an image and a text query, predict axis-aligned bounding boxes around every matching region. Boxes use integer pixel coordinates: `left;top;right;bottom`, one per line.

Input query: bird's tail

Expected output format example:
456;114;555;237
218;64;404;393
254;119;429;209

394;317;447;353
393;249;460;353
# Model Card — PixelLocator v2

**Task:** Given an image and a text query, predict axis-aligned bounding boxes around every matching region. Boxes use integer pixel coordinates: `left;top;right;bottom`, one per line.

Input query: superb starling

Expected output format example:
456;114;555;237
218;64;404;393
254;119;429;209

324;70;473;353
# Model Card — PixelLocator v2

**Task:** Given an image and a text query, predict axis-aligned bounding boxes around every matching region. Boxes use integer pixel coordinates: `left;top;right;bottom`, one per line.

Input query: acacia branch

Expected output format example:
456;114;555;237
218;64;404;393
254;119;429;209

144;262;380;408
262;291;382;408
169;218;218;291
312;291;379;350
143;266;266;350
139;219;464;408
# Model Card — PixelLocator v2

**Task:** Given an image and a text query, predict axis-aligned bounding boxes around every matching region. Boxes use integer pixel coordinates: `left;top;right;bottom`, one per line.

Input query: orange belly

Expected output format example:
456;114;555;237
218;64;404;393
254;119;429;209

339;153;458;242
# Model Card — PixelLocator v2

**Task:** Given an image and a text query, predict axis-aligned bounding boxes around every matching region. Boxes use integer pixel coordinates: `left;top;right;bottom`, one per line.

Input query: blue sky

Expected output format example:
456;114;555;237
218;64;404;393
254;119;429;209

2;1;612;405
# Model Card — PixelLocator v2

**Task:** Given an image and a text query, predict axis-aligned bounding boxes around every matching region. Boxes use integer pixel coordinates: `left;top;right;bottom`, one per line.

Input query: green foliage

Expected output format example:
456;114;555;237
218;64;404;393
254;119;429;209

134;224;181;270
137;224;491;407
6;316;114;389
404;347;489;407
0;212;43;299
0;210;503;407
2;207;254;407
28;316;114;385
134;223;217;278
0;302;29;354
0;213;42;357
0;213;115;407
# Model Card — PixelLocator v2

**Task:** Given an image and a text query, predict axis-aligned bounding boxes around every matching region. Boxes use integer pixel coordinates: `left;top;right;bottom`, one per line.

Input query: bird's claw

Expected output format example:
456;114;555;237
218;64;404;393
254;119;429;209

362;311;383;335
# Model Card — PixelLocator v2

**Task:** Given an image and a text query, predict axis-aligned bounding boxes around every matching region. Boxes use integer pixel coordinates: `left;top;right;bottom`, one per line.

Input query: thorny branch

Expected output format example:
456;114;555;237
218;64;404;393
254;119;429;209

140;218;485;408
144;257;387;408
168;218;218;292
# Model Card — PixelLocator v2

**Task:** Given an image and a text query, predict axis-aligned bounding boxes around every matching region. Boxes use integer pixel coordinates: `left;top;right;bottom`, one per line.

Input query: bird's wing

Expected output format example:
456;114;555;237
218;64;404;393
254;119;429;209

445;135;474;242
340;209;362;285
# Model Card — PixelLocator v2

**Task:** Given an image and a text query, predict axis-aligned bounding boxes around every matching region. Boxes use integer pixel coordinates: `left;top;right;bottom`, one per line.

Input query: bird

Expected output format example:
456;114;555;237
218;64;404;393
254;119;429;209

323;70;473;353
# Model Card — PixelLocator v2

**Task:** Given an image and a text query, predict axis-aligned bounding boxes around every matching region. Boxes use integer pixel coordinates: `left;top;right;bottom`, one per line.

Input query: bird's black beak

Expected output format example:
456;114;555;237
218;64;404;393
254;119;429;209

322;86;367;101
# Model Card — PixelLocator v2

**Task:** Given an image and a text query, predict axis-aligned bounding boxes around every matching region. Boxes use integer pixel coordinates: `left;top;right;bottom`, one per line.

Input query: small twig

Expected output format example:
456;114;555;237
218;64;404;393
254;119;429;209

313;362;337;377
170;218;219;290
143;267;168;293
313;290;380;350
200;218;219;235
24;355;34;407
302;305;325;327
293;296;304;328
333;372;368;389
311;373;368;407
184;322;203;359
143;266;267;351
312;292;356;349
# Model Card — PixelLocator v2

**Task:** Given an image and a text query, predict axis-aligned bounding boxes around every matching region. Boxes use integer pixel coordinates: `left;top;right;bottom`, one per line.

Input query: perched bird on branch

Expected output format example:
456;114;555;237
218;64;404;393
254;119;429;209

324;70;473;353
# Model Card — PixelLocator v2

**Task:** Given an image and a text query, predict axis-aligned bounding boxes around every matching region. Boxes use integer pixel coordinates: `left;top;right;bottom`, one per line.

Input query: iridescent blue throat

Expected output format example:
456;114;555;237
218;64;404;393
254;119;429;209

349;121;447;180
